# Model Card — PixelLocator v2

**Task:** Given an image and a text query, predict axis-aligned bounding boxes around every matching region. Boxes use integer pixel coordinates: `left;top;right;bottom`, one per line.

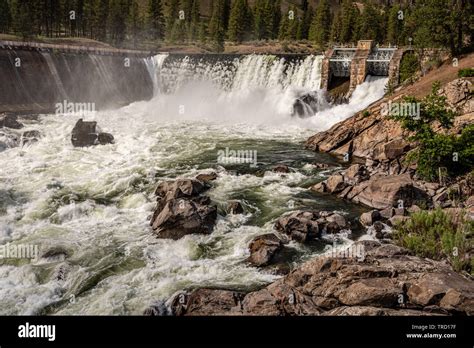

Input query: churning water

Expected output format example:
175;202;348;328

0;54;386;315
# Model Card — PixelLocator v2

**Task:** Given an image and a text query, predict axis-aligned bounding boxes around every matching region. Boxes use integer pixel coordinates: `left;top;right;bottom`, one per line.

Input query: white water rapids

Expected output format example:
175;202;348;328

0;53;386;315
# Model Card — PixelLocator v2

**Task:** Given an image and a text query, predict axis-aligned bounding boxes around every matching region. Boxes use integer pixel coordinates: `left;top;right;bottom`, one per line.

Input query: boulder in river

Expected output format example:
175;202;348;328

274;210;320;242
246;233;284;267
227;200;244;214
71;119;114;147
0;113;23;129
150;178;217;240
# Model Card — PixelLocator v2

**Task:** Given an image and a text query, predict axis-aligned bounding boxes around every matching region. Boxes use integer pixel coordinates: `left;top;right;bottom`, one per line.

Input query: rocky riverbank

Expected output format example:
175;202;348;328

167;240;473;316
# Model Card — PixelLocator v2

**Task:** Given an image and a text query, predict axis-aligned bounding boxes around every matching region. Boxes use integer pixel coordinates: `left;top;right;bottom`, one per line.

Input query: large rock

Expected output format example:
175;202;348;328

274;211;320;242
0;113;23;129
373;138;410;161
150;179;217;240
71;119;114;147
247;234;284;267
360;210;381;226
352;173;430;210
151;197;217;240
326;174;347;194
155;179;208;201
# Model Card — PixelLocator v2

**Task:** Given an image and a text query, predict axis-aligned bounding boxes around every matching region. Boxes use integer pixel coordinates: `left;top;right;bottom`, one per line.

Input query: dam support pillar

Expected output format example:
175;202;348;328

348;40;374;94
320;48;334;90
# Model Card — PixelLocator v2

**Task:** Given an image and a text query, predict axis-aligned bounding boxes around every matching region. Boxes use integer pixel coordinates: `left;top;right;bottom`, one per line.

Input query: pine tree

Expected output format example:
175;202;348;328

309;0;331;47
209;0;225;52
340;0;357;43
253;0;266;40
188;0;200;41
330;9;342;43
148;0;165;40
166;0;180;40
354;1;382;42
387;4;403;45
228;0;247;43
108;0;130;45
128;0;142;47
270;0;281;39
299;5;313;40
0;0;11;33
12;0;33;38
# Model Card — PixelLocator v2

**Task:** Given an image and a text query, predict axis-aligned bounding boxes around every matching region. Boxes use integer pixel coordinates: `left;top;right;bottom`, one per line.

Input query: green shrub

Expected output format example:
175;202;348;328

362;110;370;118
399;52;420;83
391;82;474;181
458;68;474;78
393;208;473;274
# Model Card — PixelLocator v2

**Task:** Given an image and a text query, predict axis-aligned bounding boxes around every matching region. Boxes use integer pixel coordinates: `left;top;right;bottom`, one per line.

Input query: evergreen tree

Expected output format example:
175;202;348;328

253;0;266;40
209;0;225;52
228;0;247;43
387;4;403;45
354;1;382;42
108;0;130;45
12;0;33;38
270;0;281;40
330;9;342;43
340;0;357;43
309;0;331;47
188;0;200;41
148;0;165;40
0;0;11;33
166;0;180;40
300;5;313;40
128;0;142;47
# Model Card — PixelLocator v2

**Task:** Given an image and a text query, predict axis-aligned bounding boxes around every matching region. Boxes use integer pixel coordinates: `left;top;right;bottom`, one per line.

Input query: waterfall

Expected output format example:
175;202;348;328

41;52;68;101
144;54;323;96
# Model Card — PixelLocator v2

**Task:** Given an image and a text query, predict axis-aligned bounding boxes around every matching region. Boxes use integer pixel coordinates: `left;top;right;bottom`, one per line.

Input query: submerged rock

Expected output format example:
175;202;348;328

196;172;218;183
71;119;114;147
21;130;41;146
273;164;290;173
227;200;244;214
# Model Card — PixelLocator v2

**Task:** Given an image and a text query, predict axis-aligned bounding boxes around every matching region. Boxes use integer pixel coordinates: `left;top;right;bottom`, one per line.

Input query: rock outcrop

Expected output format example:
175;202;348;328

150;179;217;240
170;240;474;316
71;119;114;147
313;165;431;210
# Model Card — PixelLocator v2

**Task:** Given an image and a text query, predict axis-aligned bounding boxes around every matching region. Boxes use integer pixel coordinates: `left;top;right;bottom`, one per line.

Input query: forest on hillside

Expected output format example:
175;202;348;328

0;0;472;53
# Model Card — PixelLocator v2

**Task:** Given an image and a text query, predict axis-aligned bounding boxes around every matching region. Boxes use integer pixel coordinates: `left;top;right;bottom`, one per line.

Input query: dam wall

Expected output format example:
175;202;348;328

0;41;154;114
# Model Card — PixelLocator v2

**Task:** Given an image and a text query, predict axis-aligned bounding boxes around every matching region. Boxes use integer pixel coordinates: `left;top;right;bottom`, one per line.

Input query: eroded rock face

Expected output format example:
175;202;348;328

150;179;217;240
71;119;114;147
170;241;474;316
247;234;284;267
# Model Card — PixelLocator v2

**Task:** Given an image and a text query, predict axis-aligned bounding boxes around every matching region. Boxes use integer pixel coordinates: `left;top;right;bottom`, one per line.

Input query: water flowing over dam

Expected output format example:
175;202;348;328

0;48;388;315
